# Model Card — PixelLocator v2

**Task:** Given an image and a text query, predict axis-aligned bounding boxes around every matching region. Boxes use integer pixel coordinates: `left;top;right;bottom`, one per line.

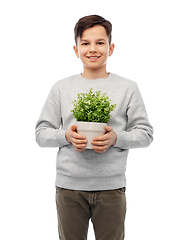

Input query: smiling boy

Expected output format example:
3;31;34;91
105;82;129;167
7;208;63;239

73;24;114;80
35;15;153;240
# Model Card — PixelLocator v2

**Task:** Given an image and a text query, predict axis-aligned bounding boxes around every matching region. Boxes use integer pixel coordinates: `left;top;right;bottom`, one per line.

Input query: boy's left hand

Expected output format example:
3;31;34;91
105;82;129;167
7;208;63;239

91;126;117;153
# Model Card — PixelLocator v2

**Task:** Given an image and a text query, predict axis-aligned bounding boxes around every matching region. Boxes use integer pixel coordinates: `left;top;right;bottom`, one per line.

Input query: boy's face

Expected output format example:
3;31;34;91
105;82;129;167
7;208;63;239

74;25;114;72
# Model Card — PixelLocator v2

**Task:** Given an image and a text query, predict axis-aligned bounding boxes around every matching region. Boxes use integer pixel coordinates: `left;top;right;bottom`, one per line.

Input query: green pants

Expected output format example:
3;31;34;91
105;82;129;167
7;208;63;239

56;187;126;240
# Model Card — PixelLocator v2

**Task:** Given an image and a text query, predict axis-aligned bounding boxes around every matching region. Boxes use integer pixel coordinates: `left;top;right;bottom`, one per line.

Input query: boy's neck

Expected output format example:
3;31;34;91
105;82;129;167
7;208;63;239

81;66;109;80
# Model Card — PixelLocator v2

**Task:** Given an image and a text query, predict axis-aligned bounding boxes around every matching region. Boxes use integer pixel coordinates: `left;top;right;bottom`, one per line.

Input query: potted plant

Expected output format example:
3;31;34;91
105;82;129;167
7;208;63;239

71;88;116;149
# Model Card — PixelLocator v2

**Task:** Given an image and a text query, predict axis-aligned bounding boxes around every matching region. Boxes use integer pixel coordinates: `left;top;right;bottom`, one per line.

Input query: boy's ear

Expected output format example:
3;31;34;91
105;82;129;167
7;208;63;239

109;43;115;57
73;45;79;58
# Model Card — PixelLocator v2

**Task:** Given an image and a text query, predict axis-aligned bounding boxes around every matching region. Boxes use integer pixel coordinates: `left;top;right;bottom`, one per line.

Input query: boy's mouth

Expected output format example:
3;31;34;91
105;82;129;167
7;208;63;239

86;56;100;59
86;56;100;62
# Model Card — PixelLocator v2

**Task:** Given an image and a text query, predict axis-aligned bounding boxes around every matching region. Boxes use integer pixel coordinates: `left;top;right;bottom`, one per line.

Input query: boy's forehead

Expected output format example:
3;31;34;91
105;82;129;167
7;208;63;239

80;25;108;41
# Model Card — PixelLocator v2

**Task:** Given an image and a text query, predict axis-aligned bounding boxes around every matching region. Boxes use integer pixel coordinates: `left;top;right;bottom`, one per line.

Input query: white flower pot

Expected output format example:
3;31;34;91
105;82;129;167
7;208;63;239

76;121;107;149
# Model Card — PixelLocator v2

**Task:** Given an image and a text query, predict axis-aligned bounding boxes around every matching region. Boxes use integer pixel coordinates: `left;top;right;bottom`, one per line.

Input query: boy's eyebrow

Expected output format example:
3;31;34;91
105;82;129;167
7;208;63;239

97;38;106;42
80;39;89;42
80;38;106;42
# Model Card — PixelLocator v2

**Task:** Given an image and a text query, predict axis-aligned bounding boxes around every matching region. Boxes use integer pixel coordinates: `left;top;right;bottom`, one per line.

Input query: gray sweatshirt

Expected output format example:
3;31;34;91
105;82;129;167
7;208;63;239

35;73;153;191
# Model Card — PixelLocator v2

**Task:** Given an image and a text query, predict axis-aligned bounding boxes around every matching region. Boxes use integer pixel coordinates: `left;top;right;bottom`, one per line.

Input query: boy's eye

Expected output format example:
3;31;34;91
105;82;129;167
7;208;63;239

81;42;104;46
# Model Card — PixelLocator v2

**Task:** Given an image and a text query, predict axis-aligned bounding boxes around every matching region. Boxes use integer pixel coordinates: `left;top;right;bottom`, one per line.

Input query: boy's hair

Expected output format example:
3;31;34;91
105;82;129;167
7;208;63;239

74;15;112;45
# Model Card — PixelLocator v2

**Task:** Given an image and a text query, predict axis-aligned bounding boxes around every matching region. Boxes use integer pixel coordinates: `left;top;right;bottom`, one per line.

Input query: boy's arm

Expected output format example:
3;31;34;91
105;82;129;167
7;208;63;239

35;85;69;148
114;83;153;149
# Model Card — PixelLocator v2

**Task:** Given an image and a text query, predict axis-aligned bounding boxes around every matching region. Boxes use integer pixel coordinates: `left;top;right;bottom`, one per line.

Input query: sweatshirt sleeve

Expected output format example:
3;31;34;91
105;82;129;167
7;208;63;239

35;84;69;148
114;83;153;149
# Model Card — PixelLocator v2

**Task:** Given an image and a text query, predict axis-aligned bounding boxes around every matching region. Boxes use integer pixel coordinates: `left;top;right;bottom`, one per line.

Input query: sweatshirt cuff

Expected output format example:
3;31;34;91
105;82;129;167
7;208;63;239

56;129;69;147
114;131;128;149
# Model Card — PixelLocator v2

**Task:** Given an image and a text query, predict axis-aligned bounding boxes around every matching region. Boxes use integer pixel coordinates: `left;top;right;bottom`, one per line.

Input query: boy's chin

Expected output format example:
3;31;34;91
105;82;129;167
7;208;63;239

84;63;106;71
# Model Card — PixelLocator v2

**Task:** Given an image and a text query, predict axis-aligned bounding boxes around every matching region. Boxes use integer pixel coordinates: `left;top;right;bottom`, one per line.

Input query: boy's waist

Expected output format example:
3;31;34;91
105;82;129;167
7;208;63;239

55;173;126;191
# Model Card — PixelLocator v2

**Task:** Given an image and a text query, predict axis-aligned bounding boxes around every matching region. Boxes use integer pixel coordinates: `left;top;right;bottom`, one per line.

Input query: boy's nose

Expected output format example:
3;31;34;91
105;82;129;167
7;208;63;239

89;44;97;53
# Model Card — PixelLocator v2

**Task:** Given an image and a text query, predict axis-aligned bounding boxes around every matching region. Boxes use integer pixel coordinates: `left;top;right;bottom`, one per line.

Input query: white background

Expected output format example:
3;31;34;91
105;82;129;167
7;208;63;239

0;0;180;239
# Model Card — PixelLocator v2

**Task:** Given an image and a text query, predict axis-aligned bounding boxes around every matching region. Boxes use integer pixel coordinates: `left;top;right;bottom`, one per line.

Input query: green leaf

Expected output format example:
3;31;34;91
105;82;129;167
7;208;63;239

71;88;116;123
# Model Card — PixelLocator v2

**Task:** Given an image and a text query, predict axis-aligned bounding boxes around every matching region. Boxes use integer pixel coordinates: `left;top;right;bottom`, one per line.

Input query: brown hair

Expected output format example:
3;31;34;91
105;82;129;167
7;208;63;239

74;15;112;45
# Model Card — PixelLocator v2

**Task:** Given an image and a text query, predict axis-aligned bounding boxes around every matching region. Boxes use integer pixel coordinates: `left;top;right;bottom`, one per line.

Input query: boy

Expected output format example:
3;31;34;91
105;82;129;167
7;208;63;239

35;15;153;240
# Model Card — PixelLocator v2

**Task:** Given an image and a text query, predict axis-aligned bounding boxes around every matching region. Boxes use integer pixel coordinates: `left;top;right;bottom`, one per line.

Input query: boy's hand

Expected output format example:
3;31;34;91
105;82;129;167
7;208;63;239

91;126;117;153
65;125;88;152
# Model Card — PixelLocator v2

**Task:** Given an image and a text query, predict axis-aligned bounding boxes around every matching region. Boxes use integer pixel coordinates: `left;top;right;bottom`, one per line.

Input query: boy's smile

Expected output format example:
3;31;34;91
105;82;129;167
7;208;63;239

86;56;100;61
73;25;115;79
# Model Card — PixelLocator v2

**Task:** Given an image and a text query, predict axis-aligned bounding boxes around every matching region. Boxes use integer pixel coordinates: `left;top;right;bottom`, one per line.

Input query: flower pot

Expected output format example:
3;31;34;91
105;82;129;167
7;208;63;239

76;121;107;149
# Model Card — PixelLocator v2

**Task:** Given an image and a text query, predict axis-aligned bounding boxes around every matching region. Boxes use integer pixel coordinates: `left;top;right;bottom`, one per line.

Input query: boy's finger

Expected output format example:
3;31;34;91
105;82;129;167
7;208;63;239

93;134;109;141
70;125;87;139
93;145;108;153
70;125;77;131
105;126;113;132
92;140;109;146
72;131;87;140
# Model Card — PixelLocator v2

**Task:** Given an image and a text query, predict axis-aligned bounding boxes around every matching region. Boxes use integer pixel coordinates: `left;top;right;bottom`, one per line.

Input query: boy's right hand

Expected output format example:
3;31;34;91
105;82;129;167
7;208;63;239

65;125;88;152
